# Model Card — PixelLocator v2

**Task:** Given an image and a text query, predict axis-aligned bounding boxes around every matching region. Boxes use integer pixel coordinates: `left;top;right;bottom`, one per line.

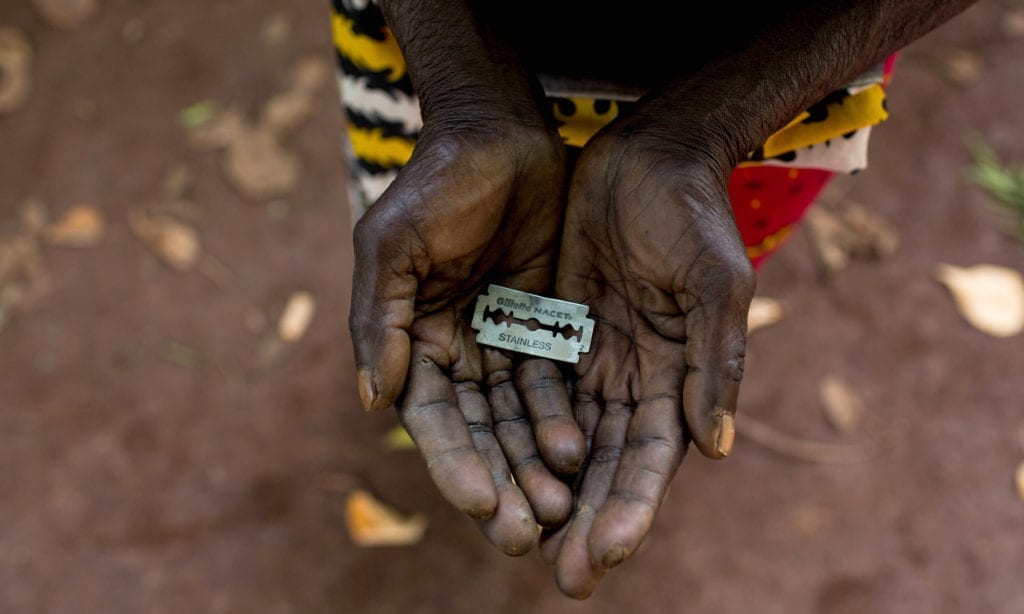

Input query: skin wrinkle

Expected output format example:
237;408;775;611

604;489;660;511
423;444;479;470
402;397;458;421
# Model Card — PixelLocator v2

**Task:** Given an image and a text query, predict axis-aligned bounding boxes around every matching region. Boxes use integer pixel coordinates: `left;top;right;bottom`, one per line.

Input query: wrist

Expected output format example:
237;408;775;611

378;0;547;129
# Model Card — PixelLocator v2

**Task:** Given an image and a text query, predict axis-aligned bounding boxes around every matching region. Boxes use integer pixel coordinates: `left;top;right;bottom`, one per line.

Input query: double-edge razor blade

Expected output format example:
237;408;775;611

471;284;594;363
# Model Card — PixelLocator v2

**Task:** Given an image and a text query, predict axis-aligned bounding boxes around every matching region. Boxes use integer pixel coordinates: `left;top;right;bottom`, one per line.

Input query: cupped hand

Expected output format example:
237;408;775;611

349;120;586;554
546;131;756;597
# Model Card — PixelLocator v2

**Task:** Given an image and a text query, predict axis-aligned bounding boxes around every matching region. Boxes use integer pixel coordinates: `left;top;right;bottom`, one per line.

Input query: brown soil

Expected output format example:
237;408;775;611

1;2;1023;613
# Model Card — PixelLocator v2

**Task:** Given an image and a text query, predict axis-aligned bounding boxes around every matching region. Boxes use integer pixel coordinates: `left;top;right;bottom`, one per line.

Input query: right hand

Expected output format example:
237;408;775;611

349;118;586;555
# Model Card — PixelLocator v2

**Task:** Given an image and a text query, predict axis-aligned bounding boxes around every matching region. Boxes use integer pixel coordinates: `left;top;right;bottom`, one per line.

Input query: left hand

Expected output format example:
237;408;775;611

544;128;757;598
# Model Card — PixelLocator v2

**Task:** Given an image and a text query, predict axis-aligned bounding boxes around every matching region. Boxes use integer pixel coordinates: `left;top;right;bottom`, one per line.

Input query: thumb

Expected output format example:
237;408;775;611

677;239;756;459
349;206;418;411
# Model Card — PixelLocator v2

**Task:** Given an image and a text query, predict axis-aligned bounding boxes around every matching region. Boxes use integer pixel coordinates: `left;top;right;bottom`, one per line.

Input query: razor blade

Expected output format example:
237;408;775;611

471;284;594;363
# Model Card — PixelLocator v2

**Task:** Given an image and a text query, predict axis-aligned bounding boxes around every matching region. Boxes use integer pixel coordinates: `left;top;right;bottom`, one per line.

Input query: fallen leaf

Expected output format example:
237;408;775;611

222;126;300;202
260;56;330;132
197;254;233;288
1016;461;1024;502
819;375;866;436
939;47;983;84
178;100;219;129
791;503;833;537
261;12;292;46
804;204;899;276
121;18;146;44
748;297;784;333
185;57;328;202
261;90;316;134
1002;8;1024;37
804;207;849;275
43;204;105;247
840;204;899;260
344;488;427;547
0;230;50;323
935;263;1024;338
0;27;32;115
251;332;287;374
278;291;316;341
245;309;267;334
130;211;201;271
160;340;206;369
737;415;880;465
31;0;97;29
20;199;48;235
384;424;416;450
186;106;246;150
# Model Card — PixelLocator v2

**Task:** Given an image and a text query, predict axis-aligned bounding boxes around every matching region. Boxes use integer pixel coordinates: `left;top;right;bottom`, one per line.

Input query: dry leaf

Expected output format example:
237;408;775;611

261;12;292;46
804;207;849;275
222;126;300;202
160;340;206;369
43;204;105;247
819;375;866;436
185;57;327;202
0;27;32;114
935;263;1024;338
1004;8;1024;37
384;424;416;450
187;106;246;150
805;204;899;276
20;199;49;234
278;291;316;341
840;205;899;259
1016;461;1024;502
0;230;50;325
939;47;983;83
252;332;287;374
791;504;833;537
748;297;784;333
344;489;427;547
130;212;201;271
121;18;146;44
31;0;97;29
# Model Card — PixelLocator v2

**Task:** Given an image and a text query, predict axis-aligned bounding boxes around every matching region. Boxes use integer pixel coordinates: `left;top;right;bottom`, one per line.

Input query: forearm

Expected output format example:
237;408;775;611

616;0;979;176
377;0;547;128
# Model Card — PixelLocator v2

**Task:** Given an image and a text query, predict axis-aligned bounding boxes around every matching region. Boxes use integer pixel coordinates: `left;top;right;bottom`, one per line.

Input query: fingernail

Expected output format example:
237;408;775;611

600;545;627;569
716;413;735;457
357;368;378;411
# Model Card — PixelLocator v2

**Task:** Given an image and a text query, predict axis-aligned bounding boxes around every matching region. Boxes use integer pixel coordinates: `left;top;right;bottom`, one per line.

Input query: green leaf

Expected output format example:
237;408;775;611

177;100;219;128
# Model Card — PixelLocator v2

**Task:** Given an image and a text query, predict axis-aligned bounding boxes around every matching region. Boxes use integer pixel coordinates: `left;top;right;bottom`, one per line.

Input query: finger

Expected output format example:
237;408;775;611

555;399;632;600
516;359;586;475
587;393;685;570
399;348;497;519
538;392;601;564
484;350;573;529
350;207;418;412
677;245;756;458
454;381;540;556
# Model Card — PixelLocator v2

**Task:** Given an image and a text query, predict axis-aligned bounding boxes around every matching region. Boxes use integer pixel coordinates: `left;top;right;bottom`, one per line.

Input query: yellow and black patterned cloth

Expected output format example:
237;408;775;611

330;0;895;267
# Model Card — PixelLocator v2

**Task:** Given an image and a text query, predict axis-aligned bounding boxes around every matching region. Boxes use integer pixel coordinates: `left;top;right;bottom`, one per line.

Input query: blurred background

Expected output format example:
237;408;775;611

1;1;1023;613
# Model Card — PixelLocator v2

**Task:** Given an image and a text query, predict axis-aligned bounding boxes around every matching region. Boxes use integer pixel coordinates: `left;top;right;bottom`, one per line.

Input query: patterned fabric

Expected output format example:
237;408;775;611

330;0;897;268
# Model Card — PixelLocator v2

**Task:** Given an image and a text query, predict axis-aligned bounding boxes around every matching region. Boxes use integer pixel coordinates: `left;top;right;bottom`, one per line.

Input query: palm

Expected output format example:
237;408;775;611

548;135;756;597
350;123;585;554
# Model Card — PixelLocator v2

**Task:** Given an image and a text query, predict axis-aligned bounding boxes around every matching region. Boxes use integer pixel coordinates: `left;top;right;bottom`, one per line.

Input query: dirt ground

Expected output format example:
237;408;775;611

1;1;1023;613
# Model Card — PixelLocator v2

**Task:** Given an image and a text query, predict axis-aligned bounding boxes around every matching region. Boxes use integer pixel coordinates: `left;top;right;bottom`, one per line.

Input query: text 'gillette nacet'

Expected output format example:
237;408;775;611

471;284;595;364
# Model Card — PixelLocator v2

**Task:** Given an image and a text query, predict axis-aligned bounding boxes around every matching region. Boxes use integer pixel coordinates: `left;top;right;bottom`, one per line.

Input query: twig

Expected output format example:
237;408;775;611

738;415;885;465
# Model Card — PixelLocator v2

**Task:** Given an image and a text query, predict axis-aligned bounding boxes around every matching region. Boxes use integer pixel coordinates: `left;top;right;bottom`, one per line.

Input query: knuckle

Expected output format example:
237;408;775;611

591;444;622;464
